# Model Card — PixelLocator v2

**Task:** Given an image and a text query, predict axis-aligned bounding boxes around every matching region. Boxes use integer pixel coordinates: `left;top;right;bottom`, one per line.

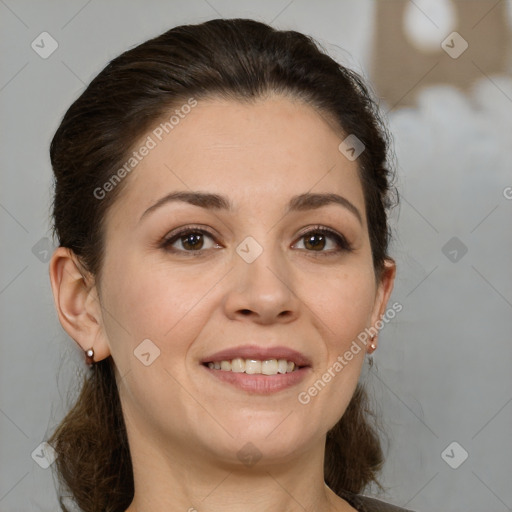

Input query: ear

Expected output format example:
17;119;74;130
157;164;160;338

49;247;111;363
368;258;397;350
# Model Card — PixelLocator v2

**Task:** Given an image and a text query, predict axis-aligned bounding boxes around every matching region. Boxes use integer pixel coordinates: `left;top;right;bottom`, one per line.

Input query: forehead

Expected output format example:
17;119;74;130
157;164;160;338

107;95;366;224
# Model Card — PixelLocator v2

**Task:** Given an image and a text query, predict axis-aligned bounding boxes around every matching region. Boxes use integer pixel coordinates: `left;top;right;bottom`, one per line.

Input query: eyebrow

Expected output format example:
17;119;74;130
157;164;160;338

139;190;362;224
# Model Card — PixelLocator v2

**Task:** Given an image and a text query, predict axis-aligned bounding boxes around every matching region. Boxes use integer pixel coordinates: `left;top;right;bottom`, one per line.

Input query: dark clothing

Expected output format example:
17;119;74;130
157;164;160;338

344;493;415;512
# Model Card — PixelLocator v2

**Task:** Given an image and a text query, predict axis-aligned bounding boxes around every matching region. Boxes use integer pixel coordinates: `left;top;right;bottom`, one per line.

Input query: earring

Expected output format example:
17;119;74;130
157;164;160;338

85;348;95;365
369;336;377;353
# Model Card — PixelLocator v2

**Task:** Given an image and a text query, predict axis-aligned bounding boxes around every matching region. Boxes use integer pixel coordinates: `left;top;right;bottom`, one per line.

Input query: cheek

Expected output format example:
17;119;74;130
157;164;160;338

100;259;212;431
306;266;376;347
104;257;211;339
99;254;228;382
296;269;374;432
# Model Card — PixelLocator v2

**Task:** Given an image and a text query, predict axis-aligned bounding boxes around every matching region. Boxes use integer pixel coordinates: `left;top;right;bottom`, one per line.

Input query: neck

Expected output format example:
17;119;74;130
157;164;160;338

123;428;354;512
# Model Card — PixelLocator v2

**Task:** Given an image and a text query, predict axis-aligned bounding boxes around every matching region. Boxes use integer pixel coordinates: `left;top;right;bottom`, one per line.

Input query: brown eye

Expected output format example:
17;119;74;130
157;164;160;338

303;233;327;251
294;227;352;255
162;228;219;253
180;232;205;250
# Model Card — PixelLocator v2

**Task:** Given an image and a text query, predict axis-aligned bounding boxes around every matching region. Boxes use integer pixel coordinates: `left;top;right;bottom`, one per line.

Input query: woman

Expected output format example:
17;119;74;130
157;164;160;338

48;18;409;512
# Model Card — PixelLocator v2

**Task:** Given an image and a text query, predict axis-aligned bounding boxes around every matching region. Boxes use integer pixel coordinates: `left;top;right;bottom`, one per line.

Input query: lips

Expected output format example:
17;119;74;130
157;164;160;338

200;344;312;394
200;344;312;368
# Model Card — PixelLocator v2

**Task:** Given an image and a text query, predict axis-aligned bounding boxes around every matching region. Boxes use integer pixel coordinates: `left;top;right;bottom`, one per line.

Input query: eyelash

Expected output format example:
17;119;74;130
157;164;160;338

160;224;353;257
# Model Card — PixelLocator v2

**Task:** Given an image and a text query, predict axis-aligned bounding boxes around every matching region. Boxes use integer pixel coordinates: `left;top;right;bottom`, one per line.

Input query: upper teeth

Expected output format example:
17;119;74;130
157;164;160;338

207;358;298;375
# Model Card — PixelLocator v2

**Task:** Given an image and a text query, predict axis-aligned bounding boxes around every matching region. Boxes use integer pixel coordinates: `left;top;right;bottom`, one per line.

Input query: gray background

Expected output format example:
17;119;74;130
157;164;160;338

1;1;511;511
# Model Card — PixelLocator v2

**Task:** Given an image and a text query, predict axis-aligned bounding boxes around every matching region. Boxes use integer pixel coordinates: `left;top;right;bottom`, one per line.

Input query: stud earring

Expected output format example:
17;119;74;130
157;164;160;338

85;348;95;365
369;336;377;353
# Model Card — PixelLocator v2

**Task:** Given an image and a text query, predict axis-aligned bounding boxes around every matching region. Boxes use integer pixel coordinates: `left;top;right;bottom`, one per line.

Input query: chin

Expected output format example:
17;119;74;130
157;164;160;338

213;421;310;460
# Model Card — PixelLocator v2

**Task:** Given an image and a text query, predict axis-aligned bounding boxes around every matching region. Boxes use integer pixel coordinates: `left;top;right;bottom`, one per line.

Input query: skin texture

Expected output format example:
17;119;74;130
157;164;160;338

50;95;395;512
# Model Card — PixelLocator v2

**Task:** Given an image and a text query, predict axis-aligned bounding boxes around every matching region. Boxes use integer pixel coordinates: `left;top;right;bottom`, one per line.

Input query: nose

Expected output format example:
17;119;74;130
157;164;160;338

222;239;300;325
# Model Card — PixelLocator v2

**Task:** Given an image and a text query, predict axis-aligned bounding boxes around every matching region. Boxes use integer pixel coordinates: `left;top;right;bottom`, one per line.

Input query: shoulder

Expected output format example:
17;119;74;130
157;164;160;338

346;494;416;512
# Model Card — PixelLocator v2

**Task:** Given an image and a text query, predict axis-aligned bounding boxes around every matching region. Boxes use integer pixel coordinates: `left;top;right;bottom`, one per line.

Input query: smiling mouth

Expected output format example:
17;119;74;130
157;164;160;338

202;358;305;375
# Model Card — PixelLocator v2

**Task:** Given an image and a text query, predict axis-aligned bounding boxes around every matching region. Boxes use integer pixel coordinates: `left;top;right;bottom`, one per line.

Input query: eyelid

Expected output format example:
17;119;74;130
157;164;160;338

163;224;216;238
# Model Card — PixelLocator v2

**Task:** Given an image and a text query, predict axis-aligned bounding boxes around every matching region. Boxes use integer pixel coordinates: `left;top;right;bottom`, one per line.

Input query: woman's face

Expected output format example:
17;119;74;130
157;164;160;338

93;95;395;466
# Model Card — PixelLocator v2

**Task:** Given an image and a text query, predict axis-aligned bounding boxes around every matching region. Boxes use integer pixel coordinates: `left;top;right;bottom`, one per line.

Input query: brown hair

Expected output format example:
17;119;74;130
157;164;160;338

48;18;396;512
